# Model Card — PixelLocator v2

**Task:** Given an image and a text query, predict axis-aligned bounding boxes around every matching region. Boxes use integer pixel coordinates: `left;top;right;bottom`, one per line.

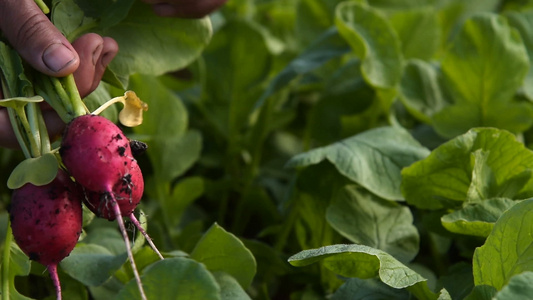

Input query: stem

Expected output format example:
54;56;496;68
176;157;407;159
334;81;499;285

26;103;42;156
109;193;147;300
91;97;124;116
62;75;87;117
13;106;40;157
128;214;164;260
34;0;50;14
35;77;70;123
47;264;61;300
36;105;52;153
2;225;13;300
6;108;31;159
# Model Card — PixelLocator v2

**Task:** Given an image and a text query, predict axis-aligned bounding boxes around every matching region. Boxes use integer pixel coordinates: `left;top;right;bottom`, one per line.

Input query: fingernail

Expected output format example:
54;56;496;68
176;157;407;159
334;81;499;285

43;43;76;72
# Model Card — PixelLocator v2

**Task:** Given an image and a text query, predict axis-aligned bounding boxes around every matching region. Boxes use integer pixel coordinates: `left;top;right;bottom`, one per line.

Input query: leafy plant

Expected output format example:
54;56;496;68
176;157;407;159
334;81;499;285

5;0;533;299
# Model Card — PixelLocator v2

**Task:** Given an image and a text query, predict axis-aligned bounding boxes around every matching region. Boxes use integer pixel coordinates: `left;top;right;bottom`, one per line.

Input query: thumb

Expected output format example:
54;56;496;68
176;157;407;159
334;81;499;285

0;0;79;76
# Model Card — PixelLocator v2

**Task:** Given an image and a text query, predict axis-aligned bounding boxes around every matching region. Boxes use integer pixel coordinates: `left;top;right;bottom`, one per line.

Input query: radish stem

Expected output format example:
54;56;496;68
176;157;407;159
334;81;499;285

47;264;61;300
109;192;147;300
128;213;164;260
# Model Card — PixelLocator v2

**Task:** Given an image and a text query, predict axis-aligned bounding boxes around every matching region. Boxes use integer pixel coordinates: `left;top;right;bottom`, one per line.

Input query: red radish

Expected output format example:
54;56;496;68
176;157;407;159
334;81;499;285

59;114;162;299
60;114;135;193
10;169;83;300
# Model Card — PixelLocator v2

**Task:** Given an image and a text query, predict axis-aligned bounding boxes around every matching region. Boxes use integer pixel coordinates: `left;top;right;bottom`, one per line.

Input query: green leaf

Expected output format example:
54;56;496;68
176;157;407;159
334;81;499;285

331;278;410;300
254;28;350;108
0;42;32;98
7;153;58;189
287;126;430;201
399;59;447;123
335;1;403;89
213;272;252;300
72;0;134;29
164;176;204;228
506;11;533;101
326;185;419;263
129;74;201;181
202;19;271;138
115;257;221;300
60;243;127;286
441;198;516;237
101;1;212;83
433;13;533;138
190;223;257;289
389;6;440;60
402;128;533;209
493;272;533;300
288;244;439;300
0;96;43;109
473;198;533;290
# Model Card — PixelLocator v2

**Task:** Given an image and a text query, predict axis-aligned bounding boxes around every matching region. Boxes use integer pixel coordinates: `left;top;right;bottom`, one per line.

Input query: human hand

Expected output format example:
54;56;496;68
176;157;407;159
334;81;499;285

141;0;227;18
0;0;118;148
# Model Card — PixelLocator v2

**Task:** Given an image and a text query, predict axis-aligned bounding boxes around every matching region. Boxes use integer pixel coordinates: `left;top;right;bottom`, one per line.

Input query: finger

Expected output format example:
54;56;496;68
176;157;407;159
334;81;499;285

72;34;118;98
0;0;79;76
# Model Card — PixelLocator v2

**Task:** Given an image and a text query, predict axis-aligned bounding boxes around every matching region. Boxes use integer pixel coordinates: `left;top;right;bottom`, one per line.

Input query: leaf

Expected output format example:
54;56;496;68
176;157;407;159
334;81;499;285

335;1;403;89
115;257;221;300
60;243;127;286
72;0;134;29
287;126;430;201
254;27;350;108
101;1;212;83
165;176;205;228
0;42;32;98
190;223;257;289
202;19;271;138
441;198;516;237
288;244;440;300
7;153;58;189
402;128;533;210
433;13;533;138
326;185;419;263
473;198;533;290
389;6;440;60
398;59;447;123
493;272;533;300
506;11;533;101
213;272;252;300
331;278;410;300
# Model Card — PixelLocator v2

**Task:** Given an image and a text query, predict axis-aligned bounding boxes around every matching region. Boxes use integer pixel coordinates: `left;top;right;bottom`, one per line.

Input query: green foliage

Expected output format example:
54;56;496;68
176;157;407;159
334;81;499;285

6;0;533;299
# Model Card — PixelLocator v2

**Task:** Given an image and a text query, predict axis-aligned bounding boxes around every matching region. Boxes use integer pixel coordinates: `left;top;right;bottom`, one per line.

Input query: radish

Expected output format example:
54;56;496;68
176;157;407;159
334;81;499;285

59;114;162;300
10;169;83;300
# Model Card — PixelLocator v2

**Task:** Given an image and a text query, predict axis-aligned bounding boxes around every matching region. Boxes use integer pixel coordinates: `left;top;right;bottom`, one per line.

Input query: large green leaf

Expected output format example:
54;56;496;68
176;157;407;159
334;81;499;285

1;229;32;300
506;11;533;101
389;6;440;60
7;153;58;189
433;13;533;138
402;128;533;209
102;1;211;79
473;198;533;290
440;198;516;237
190;223;256;289
254;28;350;108
115;257;221;300
493;272;533;300
326;185;419;263
213;272;252;300
202;19;271;138
335;1;403;90
288;244;443;300
288;126;430;201
60;243;127;287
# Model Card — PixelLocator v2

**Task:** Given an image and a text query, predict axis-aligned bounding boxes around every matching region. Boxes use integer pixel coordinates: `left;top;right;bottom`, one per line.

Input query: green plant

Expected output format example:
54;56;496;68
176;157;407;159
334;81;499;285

4;0;533;299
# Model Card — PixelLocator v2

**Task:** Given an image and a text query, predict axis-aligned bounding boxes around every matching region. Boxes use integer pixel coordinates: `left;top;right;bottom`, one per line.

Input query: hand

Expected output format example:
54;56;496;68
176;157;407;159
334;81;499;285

0;0;118;148
141;0;227;18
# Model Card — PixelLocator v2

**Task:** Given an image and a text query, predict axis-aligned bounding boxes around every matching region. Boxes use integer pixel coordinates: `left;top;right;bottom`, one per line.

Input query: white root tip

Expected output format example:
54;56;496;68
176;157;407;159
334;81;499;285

128;213;164;260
